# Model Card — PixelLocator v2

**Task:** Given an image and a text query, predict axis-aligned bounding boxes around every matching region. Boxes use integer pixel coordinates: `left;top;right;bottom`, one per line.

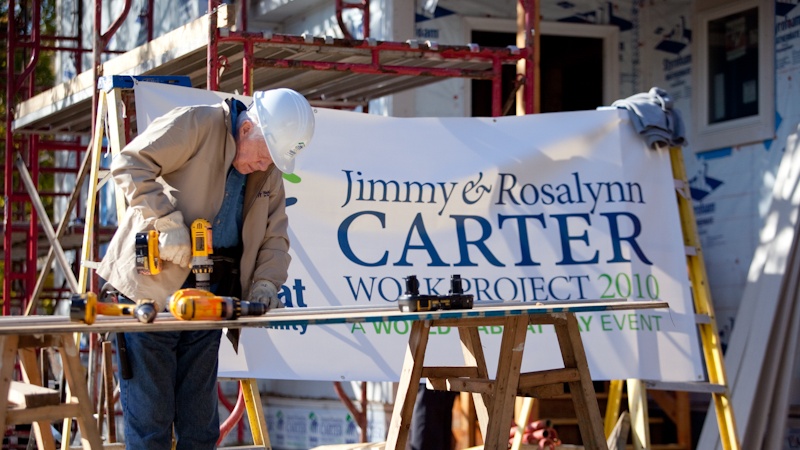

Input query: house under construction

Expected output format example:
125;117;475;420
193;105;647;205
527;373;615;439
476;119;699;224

3;0;797;448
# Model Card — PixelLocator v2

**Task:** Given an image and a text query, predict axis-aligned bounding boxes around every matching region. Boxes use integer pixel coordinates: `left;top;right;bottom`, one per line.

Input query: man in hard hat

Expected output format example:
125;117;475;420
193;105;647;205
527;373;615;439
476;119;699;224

97;88;315;450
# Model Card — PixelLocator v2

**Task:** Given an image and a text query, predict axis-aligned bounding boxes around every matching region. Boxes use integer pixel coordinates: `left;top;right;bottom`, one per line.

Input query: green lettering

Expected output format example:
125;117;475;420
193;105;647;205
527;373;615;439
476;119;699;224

601;314;612;331
491;326;503;334
652;315;662;330
613;314;625;330
628;313;638;330
578;315;592;332
351;323;365;334
640;314;652;331
373;322;392;334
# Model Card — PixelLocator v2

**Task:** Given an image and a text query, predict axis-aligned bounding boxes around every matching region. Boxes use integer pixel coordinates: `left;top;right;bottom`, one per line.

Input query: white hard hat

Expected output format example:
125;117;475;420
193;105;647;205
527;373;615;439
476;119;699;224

252;88;315;174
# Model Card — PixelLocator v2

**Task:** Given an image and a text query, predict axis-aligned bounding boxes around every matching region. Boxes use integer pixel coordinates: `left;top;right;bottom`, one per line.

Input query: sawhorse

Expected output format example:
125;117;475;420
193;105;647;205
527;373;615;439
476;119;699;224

0;332;103;449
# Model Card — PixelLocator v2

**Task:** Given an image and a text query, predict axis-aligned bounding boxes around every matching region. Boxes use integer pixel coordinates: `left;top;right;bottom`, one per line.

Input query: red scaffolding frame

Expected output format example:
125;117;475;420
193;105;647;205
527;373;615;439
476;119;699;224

2;0;140;315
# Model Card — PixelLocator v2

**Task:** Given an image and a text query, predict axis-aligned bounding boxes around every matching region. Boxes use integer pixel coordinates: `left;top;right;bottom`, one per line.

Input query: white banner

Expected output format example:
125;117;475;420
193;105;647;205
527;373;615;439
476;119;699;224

133;82;704;382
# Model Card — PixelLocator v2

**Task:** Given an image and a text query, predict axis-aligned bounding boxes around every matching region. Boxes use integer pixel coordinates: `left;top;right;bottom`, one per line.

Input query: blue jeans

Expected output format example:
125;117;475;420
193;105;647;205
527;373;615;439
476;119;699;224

118;329;222;450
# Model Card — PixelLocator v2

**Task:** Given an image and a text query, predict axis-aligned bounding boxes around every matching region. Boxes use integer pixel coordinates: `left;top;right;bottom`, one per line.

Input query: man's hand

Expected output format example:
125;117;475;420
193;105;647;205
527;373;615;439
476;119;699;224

250;280;284;310
154;211;191;268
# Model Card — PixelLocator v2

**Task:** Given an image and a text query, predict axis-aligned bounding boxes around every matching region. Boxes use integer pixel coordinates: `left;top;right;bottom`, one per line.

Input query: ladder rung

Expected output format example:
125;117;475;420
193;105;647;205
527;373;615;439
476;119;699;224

674;179;689;198
695;313;711;324
81;260;101;270
643;380;728;394
97;170;112;189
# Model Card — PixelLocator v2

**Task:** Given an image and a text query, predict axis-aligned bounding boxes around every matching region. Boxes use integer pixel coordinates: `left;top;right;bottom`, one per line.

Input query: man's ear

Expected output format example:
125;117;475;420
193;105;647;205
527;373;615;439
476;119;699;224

240;120;254;137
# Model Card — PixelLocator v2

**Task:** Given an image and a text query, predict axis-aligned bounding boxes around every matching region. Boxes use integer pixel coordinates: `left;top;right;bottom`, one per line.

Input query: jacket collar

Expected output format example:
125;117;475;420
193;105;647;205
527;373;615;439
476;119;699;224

244;165;275;214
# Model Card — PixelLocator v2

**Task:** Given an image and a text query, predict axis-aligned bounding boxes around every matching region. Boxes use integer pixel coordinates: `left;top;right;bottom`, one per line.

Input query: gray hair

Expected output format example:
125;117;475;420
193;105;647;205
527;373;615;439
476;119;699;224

236;108;262;141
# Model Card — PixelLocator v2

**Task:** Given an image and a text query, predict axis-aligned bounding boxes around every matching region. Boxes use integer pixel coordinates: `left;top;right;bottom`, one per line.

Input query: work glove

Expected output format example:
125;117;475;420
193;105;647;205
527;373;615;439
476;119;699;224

153;210;192;268
250;280;284;311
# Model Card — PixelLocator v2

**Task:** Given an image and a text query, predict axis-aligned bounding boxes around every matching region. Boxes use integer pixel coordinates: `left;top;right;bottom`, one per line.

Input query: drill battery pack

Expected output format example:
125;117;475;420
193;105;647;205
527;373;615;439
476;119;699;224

135;230;162;275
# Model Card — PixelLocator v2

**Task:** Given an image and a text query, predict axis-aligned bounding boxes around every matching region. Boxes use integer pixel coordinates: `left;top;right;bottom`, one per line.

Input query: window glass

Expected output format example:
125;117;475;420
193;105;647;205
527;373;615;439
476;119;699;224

707;7;759;124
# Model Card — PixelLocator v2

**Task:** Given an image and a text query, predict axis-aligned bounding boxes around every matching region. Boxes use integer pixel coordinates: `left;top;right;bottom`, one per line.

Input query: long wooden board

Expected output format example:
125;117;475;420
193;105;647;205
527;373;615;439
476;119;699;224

0;300;668;336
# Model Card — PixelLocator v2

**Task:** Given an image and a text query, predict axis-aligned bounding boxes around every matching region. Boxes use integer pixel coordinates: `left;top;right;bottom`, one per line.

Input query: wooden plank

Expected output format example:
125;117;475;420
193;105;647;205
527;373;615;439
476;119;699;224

102;340;118;442
606;411;631;450
483;315;528;450
647;389;692;447
7;381;59;408
16;346;58;449
421;366;479;379
58;335;105;449
517;383;564;399
426;377;493;395
385;320;430;449
627;379;650;450
459;325;492;439
18;334;61;348
0;300;668;336
518;368;581;388
6;403;82;424
0;335;19;437
554;314;608;450
510;397;534;450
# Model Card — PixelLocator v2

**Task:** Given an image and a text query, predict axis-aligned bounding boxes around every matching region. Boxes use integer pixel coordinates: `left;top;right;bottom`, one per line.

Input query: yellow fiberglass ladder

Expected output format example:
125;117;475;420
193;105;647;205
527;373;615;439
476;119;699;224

600;146;740;450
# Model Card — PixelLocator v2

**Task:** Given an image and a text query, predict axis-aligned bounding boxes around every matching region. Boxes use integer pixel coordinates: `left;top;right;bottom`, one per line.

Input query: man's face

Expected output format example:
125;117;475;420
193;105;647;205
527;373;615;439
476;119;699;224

233;119;274;174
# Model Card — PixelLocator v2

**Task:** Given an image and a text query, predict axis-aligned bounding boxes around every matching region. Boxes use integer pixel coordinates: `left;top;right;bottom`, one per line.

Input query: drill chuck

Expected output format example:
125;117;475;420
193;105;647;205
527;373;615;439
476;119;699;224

240;301;268;317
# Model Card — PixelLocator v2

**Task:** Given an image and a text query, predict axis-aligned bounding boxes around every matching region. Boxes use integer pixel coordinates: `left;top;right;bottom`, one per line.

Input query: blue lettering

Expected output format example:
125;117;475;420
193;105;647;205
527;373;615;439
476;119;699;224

338;211;388;266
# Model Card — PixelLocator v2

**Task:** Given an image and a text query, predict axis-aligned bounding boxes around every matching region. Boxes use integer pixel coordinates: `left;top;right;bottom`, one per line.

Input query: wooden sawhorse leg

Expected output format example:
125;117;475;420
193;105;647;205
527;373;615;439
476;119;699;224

385;320;431;449
553;314;608;450
0;334;104;450
482;315;529;450
457;325;492;440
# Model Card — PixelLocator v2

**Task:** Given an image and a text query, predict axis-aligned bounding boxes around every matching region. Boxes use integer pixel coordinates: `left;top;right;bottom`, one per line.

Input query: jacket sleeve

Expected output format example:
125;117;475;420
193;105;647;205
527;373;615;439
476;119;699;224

109;106;207;226
252;170;291;289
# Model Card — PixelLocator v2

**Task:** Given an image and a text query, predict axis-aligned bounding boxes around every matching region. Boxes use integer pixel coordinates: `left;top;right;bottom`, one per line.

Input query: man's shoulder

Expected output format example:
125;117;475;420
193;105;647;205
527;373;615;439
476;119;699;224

155;102;227;130
169;102;226;118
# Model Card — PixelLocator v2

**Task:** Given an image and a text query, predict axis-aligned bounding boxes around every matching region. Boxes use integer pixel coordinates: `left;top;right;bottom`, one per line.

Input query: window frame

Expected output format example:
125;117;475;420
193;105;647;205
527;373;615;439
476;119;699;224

692;0;774;152
462;17;620;116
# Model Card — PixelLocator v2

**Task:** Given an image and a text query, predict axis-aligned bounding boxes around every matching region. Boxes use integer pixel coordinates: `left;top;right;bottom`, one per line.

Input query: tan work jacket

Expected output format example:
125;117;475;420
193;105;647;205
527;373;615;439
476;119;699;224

97;101;290;310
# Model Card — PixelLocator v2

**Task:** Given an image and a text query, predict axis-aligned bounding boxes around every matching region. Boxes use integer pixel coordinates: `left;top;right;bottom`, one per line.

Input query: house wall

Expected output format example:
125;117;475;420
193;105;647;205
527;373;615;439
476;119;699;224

407;0;792;359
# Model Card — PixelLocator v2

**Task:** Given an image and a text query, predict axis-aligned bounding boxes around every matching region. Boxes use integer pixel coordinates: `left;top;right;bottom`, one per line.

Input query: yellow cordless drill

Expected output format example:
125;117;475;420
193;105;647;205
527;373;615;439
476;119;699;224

189;218;214;290
168;288;267;321
135;218;214;290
